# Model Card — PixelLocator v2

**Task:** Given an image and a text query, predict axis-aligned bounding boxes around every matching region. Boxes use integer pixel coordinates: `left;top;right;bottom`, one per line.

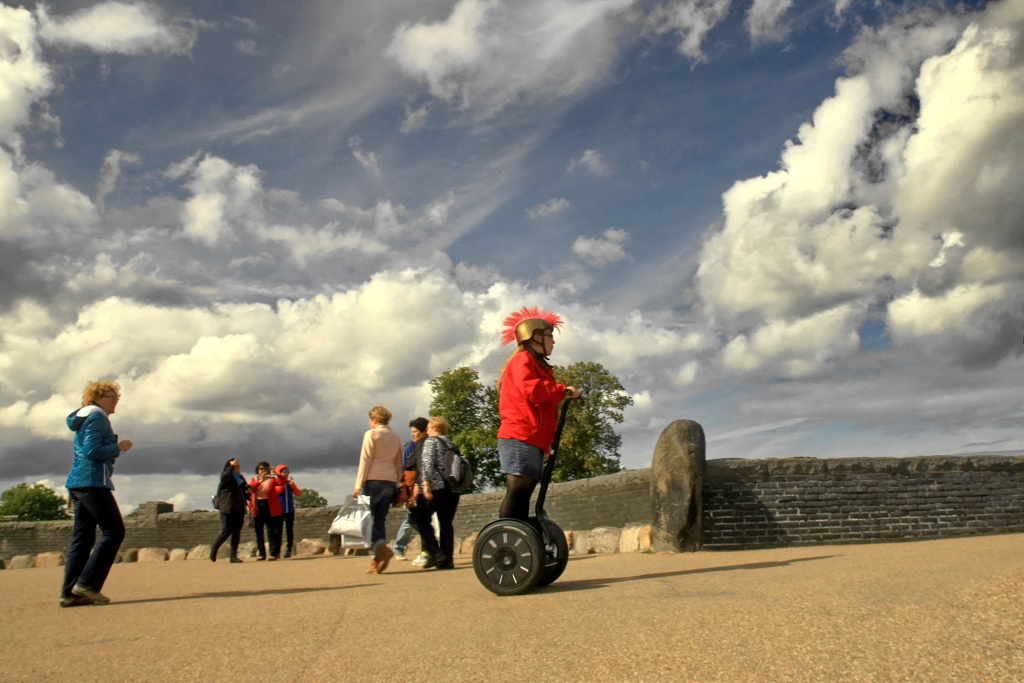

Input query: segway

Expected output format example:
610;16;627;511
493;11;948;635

473;398;575;596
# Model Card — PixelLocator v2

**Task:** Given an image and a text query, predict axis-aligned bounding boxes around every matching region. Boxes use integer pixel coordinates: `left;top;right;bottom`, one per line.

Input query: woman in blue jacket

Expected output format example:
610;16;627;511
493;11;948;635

60;380;134;607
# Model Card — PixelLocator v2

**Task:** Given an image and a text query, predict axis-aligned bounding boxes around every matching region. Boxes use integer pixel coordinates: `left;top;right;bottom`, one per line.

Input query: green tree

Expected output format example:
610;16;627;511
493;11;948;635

552;361;633;482
0;482;71;521
427;362;632;488
295;488;328;508
429;367;500;490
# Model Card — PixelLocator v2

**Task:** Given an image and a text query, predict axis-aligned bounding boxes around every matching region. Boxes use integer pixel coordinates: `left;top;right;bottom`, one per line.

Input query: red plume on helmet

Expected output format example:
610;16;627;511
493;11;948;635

501;306;563;346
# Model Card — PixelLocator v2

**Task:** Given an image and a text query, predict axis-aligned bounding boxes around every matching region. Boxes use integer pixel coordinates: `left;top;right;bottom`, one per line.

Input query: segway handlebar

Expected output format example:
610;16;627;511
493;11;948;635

535;394;578;516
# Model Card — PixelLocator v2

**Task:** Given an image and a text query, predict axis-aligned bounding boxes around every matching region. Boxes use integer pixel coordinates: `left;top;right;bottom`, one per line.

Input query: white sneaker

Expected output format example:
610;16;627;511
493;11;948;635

411;552;430;566
394;550;407;561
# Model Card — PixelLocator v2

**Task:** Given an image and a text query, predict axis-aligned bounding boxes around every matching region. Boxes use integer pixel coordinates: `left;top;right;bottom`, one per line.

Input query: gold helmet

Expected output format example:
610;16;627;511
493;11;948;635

501;307;564;346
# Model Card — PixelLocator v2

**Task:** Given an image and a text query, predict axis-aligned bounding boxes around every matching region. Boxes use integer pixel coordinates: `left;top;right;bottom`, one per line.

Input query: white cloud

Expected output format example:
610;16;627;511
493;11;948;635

572;228;630;266
696;5;1024;374
745;0;794;44
37;1;197;55
400;103;431;133
567;149;610;176
348;136;382;178
388;0;635;117
96;149;140;213
645;0;733;62
167;153;264;247
526;197;570;220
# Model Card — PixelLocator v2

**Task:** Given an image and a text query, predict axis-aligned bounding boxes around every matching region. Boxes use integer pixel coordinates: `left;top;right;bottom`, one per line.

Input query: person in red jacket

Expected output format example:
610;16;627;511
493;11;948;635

249;462;284;560
496;307;579;521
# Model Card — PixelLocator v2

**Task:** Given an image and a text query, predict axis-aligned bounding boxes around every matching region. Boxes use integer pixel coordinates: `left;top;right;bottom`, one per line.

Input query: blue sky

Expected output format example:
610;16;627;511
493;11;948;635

1;0;1022;512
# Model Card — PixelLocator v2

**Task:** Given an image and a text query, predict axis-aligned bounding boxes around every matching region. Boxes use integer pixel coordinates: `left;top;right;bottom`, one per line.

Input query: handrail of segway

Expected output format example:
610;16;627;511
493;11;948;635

534;395;577;522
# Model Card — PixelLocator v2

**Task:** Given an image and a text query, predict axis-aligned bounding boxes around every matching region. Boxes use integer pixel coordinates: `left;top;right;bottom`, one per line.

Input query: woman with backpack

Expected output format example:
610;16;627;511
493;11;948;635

211;458;250;563
413;416;461;569
496;307;579;522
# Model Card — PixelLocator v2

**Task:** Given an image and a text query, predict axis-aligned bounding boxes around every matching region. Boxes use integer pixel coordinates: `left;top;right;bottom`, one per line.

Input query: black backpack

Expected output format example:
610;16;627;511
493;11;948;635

442;441;474;494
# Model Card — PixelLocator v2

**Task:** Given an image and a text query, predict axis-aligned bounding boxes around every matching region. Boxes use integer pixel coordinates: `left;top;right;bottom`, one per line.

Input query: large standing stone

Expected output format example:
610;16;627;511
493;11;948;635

650;419;705;552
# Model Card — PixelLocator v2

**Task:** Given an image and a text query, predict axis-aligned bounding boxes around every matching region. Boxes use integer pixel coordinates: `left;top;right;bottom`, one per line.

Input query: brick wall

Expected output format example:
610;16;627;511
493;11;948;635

702;456;1024;550
2;455;1021;559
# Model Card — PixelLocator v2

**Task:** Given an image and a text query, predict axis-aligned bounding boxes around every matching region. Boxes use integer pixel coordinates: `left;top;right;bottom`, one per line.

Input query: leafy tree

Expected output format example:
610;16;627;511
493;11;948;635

429;367;500;491
552;361;633;482
427;362;632;488
295;488;328;508
0;482;71;521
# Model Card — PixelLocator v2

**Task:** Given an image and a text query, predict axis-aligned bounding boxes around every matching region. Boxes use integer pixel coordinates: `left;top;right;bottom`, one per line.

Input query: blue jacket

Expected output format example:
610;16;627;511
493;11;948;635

65;405;121;490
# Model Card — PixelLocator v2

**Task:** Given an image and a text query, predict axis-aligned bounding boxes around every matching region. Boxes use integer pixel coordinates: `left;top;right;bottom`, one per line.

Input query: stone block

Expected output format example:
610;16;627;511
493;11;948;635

137;547;169;562
237;542;257;558
459;531;478;556
8;555;35;569
572;531;592;554
35;552;65;568
619;526;640;553
169;548;188;561
296;538;325;556
120;548;138;563
638;524;653;551
188;544;212;560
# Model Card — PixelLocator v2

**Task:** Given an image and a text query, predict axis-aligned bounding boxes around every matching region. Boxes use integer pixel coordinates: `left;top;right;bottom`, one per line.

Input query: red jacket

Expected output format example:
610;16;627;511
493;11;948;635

497;349;567;453
249;476;285;516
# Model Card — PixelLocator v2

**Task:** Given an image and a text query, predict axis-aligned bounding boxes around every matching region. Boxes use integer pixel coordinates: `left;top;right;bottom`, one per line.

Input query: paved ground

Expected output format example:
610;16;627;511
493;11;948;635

1;533;1021;682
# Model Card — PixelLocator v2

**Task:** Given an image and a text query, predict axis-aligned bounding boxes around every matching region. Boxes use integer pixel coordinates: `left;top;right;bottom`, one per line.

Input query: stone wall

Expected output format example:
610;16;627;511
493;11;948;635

1;455;1021;560
701;456;1024;550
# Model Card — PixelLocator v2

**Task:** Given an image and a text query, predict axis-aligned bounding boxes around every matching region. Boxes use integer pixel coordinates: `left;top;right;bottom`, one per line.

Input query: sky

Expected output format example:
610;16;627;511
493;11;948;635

0;0;1021;513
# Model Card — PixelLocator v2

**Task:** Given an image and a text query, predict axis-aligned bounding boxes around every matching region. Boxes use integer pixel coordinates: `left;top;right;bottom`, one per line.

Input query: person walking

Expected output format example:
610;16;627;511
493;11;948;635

211;458;249;563
353;405;403;574
60;380;134;607
412;416;461;569
496;307;579;522
393;417;427;561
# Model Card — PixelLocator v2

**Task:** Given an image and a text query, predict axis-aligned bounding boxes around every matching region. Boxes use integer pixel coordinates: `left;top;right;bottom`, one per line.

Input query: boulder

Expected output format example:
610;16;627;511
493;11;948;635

638;524;653;552
169;548;188;561
35;551;65;568
120;548;138;563
587;527;621;554
650;419;705;552
8;555;35;569
188;544;212;560
237;541;257;558
137;547;169;562
619;526;641;553
296;538;325;556
571;531;592;554
459;532;478;556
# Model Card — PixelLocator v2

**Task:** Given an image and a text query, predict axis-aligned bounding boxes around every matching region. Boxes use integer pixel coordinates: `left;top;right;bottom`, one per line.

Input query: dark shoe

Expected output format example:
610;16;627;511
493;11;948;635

229;557;242;563
436;558;455;570
421;553;438;569
60;594;93;608
284;551;291;558
257;556;266;561
72;585;110;604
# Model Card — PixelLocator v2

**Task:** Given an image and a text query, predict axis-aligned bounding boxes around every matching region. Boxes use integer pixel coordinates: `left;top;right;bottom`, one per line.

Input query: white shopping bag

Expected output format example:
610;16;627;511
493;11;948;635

328;495;372;547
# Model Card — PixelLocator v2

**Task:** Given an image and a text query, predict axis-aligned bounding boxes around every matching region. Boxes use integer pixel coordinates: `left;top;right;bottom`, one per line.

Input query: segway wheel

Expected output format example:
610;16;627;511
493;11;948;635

530;517;569;587
473;519;545;596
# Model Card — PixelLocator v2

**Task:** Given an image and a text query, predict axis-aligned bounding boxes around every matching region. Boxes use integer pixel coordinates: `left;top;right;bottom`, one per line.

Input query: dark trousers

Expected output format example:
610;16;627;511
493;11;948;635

253;500;282;559
413;488;460;560
280;511;295;555
362;480;396;550
211;510;244;559
62;487;125;598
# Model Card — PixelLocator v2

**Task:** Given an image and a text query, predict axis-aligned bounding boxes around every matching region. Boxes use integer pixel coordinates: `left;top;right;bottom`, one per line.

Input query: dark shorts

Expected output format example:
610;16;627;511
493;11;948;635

498;438;544;479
